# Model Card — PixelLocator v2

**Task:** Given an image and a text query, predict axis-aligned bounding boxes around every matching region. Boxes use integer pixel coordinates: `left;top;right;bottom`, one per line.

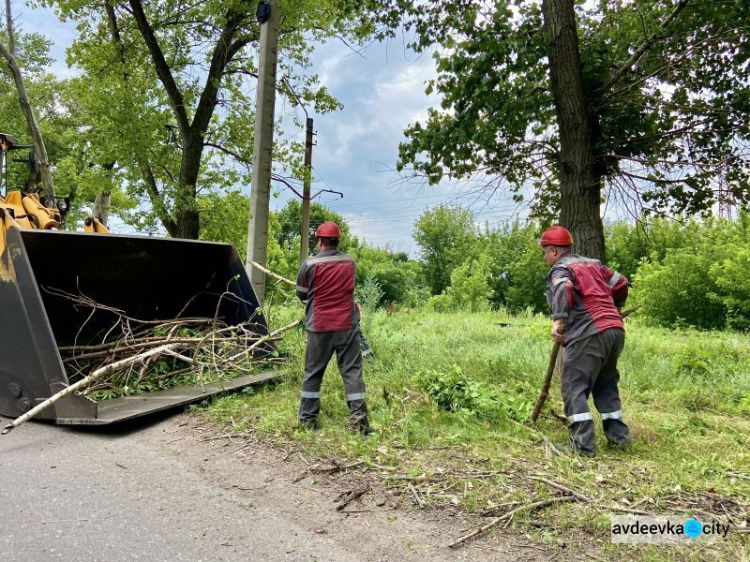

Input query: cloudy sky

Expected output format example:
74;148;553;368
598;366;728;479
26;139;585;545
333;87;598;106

15;4;527;254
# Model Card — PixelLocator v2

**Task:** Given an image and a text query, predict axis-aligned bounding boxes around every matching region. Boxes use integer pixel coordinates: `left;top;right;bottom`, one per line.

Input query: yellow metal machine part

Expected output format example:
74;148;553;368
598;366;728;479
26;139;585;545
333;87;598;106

83;216;110;233
0;190;110;254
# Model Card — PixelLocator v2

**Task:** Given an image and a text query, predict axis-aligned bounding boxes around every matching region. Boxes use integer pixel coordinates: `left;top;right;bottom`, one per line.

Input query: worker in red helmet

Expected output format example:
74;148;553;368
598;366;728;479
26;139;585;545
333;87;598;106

295;221;373;434
540;225;631;455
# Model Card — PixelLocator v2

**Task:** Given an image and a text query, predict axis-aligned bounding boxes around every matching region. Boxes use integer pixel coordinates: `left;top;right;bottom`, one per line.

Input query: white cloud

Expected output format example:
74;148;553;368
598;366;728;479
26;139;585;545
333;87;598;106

370;54;440;126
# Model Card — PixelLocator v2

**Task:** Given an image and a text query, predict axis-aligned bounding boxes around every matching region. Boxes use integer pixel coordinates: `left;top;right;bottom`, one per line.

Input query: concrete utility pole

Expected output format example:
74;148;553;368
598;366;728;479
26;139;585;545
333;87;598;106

246;0;281;303
299;117;314;265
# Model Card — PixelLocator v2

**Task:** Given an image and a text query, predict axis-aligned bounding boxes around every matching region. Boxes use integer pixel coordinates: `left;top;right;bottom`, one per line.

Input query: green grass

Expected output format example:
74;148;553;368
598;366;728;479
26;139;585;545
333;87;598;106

203;307;750;560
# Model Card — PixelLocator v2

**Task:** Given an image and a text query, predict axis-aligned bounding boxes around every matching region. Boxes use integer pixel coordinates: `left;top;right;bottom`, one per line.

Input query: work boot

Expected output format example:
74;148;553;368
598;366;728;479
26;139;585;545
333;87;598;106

298;419;319;431
554;441;595;458
603;419;632;445
350;423;376;436
606;440;632;452
347;413;375;436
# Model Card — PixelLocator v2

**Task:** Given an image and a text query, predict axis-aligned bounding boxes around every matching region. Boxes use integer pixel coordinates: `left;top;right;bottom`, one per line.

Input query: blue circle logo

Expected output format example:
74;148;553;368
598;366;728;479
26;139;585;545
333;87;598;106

684;519;702;538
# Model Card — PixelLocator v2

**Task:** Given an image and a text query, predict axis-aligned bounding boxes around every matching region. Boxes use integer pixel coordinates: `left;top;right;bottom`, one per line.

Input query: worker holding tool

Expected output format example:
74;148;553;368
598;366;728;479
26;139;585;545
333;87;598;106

540;226;631;455
295;221;374;434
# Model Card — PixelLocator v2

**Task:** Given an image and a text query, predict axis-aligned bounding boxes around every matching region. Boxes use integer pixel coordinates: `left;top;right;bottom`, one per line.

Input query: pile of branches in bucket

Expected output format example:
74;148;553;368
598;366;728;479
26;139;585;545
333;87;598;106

46;287;298;401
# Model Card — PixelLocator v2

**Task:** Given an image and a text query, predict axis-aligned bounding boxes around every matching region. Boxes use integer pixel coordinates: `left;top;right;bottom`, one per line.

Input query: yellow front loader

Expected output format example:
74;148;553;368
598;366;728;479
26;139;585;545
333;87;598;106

0;133;274;426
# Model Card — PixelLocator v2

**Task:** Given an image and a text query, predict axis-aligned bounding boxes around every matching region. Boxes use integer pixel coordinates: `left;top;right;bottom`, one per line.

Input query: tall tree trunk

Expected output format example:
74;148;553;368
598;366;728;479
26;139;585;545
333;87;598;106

175;132;203;239
0;0;55;197
541;0;605;261
128;1;250;241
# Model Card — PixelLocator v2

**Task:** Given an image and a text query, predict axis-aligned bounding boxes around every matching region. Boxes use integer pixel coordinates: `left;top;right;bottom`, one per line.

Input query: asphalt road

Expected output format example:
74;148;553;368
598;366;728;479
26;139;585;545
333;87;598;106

0;416;372;562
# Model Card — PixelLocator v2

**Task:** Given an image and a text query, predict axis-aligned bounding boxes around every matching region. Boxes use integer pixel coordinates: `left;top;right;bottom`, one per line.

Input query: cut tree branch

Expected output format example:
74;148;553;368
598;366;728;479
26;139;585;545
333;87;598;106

249;261;295;287
447;496;578;548
2;343;187;435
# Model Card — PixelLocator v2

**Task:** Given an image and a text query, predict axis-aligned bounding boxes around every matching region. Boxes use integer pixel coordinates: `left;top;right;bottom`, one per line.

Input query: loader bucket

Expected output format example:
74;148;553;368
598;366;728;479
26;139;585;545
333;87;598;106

0;227;277;426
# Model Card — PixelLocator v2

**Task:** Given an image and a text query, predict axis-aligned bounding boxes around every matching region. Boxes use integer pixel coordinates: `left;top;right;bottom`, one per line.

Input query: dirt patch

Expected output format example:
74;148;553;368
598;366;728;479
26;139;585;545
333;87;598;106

133;413;565;561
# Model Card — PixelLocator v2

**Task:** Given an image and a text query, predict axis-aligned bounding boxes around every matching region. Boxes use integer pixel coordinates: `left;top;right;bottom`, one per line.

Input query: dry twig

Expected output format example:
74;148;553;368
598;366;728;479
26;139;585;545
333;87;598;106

335;486;371;511
408;484;424;508
524;475;593;503
448;496;578;548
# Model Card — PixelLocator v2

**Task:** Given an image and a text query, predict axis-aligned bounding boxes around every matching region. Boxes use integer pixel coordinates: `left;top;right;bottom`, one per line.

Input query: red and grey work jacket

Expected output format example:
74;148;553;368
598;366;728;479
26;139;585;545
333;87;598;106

546;253;629;345
296;250;357;332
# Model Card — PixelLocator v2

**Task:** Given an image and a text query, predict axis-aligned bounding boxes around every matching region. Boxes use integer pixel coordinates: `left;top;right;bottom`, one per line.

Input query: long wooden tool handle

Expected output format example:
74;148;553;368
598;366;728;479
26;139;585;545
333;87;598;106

530;341;561;422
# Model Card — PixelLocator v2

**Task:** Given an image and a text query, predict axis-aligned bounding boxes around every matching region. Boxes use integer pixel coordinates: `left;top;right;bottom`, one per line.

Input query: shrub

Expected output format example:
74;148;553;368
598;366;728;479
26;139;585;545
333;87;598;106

711;248;750;331
672;348;711;381
417;364;532;422
634;249;727;330
355;272;384;311
444;254;493;312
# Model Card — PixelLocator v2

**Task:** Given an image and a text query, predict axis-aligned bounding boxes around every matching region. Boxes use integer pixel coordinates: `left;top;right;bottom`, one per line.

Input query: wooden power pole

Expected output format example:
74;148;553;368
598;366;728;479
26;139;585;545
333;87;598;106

299;117;314;265
246;0;281;303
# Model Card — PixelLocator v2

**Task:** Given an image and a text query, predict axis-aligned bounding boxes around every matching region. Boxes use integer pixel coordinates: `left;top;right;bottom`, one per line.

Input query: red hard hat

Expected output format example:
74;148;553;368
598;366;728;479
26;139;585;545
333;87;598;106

315;221;341;239
539;225;573;247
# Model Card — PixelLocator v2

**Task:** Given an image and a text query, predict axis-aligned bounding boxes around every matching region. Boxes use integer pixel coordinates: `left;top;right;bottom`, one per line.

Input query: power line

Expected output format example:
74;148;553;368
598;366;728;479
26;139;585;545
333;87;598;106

320;191;465;209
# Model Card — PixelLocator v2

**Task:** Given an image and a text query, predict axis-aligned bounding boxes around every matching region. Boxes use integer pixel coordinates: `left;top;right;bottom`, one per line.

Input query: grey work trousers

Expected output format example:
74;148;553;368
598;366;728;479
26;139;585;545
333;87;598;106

299;328;368;427
562;328;631;453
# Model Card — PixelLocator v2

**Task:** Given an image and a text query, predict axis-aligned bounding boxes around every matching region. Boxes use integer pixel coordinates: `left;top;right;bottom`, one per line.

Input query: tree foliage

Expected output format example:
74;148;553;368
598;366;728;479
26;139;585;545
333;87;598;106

39;0;381;238
274;199;350;257
0;1;56;195
376;0;750;258
413;203;478;295
0;28;102;220
615;214;750;330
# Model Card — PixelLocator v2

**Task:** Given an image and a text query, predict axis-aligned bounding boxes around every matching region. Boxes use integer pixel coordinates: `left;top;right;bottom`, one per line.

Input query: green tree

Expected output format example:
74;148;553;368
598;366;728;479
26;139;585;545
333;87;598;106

0;29;104;220
635;248;727;330
413;204;478;295
480;222;548;313
381;1;750;259
629;215;750;330
274;199;350;257
350;243;421;306
605;222;651;282
198;190;250;255
42;0;379;238
443;252;493;312
712;248;750;331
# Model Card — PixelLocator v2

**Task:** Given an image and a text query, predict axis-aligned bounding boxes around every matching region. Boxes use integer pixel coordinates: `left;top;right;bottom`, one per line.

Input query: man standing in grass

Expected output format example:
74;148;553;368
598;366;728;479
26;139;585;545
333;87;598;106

295;221;373;434
540;226;631;455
